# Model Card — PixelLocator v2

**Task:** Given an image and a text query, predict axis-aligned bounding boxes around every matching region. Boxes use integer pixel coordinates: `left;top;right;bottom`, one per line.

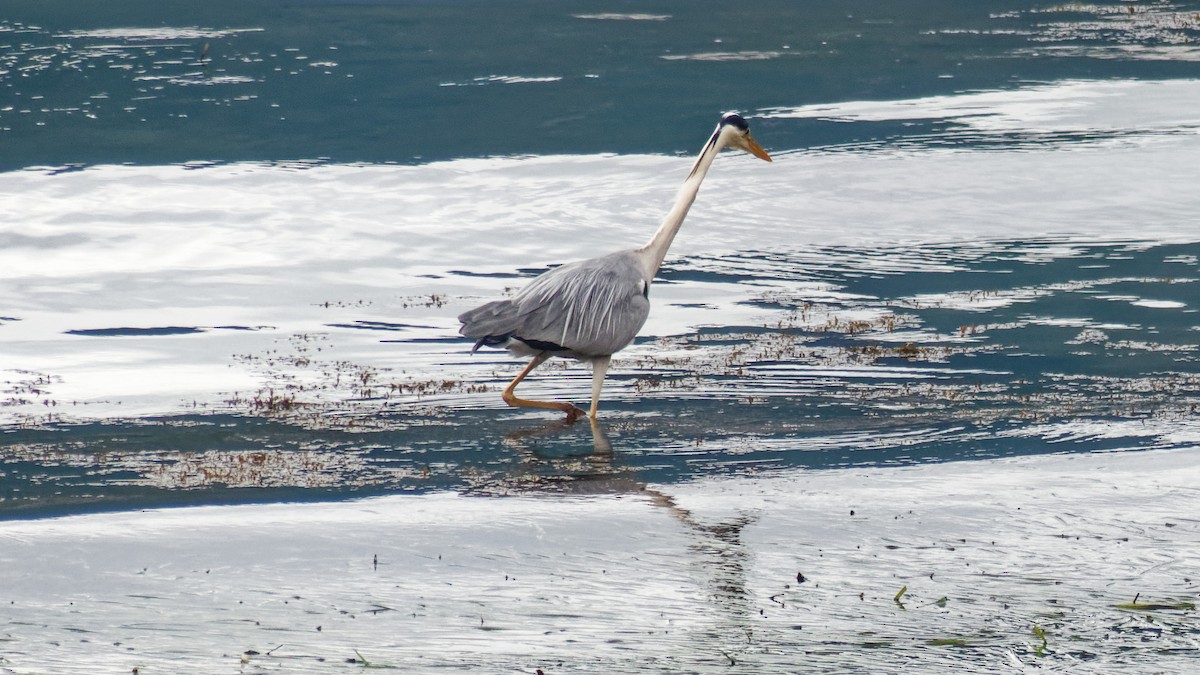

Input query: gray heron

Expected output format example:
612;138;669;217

458;112;771;422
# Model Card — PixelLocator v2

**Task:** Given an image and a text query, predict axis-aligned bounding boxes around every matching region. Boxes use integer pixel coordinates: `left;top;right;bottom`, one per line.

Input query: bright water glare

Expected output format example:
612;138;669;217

2;1;1199;672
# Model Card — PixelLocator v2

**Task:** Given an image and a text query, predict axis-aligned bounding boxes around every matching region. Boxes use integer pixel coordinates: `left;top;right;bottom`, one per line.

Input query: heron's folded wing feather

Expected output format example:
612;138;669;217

512;251;650;356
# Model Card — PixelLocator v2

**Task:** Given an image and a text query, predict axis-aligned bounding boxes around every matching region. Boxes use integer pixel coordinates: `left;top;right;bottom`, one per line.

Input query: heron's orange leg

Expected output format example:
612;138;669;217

502;352;586;423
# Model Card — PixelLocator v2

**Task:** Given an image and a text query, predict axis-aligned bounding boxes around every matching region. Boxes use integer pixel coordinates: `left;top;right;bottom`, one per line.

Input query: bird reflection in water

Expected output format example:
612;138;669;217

492;418;621;493
484;418;760;653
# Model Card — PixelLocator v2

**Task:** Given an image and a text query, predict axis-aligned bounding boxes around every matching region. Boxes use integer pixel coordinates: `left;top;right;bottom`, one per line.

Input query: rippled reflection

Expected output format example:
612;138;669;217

479;418;762;660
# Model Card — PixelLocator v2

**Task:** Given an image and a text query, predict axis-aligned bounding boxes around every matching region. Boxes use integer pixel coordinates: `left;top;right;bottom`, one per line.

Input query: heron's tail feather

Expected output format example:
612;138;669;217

458;299;520;351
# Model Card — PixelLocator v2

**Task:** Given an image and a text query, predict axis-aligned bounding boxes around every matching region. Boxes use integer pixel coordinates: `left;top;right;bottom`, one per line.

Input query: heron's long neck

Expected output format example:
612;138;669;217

638;131;724;279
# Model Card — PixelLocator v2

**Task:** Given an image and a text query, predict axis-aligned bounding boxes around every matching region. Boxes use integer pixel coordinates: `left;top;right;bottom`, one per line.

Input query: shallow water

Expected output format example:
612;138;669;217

3;0;1200;671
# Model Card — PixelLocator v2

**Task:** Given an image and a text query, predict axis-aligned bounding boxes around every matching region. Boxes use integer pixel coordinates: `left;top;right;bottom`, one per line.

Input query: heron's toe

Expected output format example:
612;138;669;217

563;404;586;425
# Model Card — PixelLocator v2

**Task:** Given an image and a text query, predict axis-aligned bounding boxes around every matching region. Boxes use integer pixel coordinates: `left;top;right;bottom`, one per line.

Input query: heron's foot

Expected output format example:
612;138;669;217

562;403;587;425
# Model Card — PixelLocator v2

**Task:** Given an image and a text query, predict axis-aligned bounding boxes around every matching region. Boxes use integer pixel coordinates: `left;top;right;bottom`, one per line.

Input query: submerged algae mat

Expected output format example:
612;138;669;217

1;447;1197;673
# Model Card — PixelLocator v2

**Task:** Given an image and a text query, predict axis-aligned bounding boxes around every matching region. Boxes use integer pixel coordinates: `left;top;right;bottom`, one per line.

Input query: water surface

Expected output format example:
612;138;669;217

2;1;1199;671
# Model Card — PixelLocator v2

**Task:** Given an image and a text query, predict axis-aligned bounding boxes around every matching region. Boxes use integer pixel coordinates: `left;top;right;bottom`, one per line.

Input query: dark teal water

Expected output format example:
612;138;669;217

7;0;1200;169
3;0;1200;518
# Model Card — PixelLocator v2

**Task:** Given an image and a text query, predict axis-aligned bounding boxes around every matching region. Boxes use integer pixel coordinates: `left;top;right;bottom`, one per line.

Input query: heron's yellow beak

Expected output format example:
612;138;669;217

743;133;772;162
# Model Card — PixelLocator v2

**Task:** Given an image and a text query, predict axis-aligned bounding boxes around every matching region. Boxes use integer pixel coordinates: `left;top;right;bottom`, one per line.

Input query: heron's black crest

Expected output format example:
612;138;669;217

720;112;749;131
687;112;749;179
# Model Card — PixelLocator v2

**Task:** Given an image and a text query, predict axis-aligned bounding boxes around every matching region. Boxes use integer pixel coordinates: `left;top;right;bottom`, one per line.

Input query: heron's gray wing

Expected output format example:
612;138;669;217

511;250;651;356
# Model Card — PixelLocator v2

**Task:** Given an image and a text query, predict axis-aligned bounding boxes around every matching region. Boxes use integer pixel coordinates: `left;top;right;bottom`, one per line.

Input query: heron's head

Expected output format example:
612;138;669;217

718;112;772;162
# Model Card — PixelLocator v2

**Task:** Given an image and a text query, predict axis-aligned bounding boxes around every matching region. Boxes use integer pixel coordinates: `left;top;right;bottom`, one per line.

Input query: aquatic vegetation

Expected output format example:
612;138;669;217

1033;624;1048;656
1113;598;1196;612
